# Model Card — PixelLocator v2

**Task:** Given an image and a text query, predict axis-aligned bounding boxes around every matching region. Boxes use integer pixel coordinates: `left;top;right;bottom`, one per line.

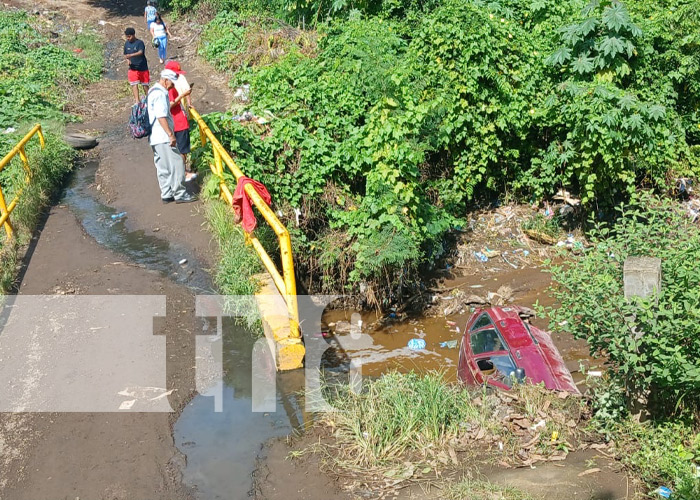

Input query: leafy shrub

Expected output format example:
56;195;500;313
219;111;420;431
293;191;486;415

532;0;690;204
198;11;246;70
615;420;700;500
0;10;102;128
544;193;700;415
193;0;700;303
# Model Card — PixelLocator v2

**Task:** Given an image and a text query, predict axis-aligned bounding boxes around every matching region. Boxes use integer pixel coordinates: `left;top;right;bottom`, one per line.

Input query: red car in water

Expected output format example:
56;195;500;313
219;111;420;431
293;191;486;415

457;306;579;393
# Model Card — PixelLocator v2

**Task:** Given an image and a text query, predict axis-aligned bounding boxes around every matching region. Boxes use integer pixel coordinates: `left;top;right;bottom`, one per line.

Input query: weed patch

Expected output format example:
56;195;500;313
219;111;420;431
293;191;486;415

0;9;102;127
317;372;588;474
202;192;281;334
609;419;700;499
0;132;76;292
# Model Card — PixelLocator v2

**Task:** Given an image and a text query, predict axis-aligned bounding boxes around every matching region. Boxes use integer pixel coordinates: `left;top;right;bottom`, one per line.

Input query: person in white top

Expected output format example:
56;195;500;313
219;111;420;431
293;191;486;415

147;69;196;204
150;14;171;64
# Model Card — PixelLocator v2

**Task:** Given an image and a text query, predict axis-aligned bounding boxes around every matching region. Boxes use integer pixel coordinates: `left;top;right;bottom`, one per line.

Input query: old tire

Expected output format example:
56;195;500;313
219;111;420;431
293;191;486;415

64;132;98;150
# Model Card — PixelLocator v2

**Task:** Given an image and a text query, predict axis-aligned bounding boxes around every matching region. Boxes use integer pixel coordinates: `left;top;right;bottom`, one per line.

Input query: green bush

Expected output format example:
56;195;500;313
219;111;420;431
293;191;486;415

615;420;700;500
198;11;246;70
0;10;102;128
544;193;700;415
192;0;700;303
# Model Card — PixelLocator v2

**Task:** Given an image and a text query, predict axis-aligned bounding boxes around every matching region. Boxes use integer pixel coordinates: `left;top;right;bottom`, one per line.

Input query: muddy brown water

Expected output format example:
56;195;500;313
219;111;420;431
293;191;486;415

1;2;598;497
321;267;597;382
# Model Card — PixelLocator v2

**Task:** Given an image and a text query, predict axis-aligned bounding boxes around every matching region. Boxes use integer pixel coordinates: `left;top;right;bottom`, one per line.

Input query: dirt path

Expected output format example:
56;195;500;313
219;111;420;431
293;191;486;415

0;0;232;498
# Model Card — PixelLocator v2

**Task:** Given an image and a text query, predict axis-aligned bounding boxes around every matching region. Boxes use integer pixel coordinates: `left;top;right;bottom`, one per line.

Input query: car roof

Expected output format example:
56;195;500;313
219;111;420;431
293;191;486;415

472;307;533;350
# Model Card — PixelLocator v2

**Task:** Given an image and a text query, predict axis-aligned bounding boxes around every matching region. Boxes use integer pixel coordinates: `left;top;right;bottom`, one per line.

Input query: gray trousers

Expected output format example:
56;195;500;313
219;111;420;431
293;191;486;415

151;142;186;200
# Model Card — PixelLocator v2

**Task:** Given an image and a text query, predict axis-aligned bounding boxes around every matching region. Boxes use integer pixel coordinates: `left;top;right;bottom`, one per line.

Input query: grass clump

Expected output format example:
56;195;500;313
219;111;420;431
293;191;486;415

323;371;487;466
447;478;538;500
203;193;280;335
0;131;76;292
520;214;564;244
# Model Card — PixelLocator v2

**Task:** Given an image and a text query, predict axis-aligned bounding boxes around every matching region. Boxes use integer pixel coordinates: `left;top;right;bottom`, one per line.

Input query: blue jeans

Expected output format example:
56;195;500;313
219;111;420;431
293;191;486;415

156;36;167;61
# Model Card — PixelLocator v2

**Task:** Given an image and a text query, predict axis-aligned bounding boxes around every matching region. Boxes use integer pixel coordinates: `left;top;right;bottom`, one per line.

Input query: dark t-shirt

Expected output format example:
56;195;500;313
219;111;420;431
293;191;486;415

124;39;148;71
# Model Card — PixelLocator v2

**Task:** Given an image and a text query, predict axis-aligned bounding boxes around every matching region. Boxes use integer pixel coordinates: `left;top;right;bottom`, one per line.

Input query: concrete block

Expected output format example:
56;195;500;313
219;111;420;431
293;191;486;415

253;273;304;371
623;256;661;300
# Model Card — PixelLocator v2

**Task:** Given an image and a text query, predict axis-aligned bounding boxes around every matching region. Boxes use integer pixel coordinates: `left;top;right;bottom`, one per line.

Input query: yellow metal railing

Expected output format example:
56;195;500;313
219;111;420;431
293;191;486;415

189;106;300;339
0;124;45;239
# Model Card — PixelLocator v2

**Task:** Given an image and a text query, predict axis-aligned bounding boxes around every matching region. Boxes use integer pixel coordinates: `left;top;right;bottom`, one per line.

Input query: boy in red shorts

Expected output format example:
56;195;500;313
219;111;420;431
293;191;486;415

123;27;150;104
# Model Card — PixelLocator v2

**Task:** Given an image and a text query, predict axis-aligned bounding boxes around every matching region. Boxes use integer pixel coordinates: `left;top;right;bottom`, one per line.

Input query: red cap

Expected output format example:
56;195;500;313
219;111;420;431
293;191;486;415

164;61;186;74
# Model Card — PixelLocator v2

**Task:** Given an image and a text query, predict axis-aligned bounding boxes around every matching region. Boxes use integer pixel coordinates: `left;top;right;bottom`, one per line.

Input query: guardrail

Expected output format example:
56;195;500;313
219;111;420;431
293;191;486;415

189;106;300;340
0;125;45;239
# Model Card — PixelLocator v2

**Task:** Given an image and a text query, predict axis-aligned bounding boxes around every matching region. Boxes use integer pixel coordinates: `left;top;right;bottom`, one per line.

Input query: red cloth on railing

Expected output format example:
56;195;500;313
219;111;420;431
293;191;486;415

232;176;272;233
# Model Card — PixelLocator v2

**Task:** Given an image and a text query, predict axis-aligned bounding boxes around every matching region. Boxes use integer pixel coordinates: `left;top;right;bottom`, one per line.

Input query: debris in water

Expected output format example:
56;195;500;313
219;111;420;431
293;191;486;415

439;340;458;349
407;338;426;350
179;259;188;265
110;211;127;220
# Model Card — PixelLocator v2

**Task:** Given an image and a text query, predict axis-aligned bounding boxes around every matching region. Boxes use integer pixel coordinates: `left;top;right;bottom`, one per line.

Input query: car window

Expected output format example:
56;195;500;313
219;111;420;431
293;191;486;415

470;328;506;355
470;313;493;331
476;354;517;388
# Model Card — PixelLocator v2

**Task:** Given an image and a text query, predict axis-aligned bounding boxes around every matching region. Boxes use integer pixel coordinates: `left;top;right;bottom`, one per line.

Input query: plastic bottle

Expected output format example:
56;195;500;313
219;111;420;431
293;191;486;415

110;212;127;220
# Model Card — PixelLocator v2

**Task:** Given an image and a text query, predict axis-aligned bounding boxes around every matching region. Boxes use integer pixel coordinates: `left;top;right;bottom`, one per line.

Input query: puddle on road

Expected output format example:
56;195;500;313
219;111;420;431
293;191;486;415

174;321;307;500
62;159;212;291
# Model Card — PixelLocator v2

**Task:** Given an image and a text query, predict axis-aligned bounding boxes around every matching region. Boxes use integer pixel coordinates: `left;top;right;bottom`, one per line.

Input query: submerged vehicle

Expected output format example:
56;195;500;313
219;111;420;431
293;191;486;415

457;306;579;393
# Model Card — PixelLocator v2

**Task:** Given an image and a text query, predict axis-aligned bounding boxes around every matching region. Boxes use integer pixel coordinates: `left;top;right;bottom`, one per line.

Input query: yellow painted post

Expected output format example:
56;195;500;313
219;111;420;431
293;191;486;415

280;234;300;339
0;124;45;242
37;125;45;148
0;187;14;239
18;146;31;176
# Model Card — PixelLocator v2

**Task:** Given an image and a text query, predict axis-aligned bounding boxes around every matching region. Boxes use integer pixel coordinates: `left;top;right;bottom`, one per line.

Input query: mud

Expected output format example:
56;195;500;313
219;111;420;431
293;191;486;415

0;1;617;499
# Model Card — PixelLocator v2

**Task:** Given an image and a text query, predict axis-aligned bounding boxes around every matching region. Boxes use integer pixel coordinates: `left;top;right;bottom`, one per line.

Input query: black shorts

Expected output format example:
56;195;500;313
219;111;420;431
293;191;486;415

174;128;191;155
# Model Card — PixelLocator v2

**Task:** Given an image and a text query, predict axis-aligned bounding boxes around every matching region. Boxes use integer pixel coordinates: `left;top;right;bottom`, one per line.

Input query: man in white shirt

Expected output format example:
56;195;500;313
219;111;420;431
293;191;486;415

147;69;197;204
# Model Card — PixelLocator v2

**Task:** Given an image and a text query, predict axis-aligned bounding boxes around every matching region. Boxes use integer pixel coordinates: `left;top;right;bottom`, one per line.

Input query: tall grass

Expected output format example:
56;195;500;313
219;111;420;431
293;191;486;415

0;132;76;292
203;194;279;334
325;371;489;466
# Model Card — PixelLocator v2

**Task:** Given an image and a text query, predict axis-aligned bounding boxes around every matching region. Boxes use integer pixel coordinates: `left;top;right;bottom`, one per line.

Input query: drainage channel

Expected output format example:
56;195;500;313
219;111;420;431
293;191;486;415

63;158;211;291
175;323;308;499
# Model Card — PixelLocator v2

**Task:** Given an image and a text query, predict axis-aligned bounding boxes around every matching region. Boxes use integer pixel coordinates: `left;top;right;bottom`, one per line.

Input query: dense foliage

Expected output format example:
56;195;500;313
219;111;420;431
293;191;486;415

545;193;700;416
189;0;700;303
0;10;102;128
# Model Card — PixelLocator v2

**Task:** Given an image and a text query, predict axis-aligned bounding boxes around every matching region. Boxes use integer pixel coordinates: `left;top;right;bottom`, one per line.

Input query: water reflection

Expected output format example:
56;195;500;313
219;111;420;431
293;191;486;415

175;320;306;500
